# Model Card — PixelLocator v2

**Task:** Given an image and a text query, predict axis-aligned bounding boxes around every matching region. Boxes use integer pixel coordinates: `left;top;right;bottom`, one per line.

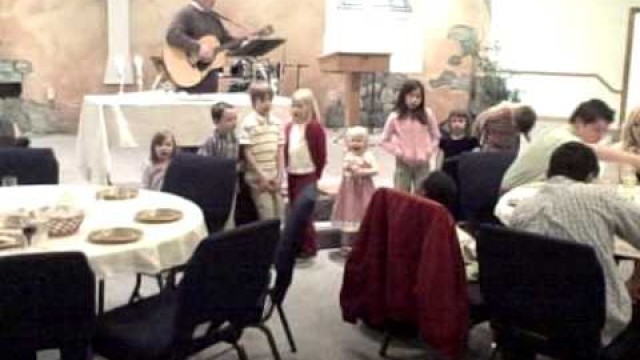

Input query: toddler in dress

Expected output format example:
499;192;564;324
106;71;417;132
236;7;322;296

331;126;378;255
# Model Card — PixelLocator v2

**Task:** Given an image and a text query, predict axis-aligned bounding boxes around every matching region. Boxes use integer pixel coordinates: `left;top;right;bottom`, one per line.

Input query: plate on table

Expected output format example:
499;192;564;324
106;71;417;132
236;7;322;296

135;208;183;224
0;232;22;250
88;228;143;245
96;187;139;201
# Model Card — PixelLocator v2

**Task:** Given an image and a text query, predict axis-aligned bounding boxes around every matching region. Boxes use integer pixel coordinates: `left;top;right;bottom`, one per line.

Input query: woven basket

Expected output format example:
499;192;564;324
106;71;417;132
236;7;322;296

45;209;85;237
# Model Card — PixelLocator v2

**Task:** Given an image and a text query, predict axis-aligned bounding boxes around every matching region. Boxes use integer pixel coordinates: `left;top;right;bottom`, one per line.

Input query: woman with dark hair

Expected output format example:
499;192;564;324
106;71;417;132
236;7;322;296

381;79;441;193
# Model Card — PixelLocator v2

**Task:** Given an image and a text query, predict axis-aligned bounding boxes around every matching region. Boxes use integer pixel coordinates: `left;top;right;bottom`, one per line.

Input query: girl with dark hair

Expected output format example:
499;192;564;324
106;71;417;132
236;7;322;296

381;79;440;193
142;130;177;191
439;109;479;159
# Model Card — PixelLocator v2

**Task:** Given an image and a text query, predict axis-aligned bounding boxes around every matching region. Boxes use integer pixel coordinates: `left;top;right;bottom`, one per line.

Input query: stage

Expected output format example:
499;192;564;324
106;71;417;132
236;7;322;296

75;90;291;184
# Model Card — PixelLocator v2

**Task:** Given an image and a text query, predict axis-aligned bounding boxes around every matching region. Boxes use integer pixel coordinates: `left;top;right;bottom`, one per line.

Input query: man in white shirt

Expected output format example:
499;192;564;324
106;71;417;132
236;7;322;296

510;142;640;359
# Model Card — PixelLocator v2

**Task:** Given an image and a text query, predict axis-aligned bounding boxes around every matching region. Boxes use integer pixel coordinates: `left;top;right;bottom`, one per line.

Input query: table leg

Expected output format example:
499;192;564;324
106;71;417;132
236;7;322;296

98;279;105;315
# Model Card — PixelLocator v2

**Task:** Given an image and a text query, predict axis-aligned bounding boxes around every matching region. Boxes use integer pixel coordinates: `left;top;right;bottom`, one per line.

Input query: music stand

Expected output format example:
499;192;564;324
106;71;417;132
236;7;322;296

229;38;286;58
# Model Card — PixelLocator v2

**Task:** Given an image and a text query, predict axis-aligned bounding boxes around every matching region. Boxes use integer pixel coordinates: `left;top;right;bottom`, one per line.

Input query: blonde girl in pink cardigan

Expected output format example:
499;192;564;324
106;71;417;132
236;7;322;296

381;79;440;193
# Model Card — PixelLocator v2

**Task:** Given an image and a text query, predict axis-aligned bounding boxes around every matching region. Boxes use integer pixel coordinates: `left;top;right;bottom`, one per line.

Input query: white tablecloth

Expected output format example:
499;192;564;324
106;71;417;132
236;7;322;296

495;183;640;260
0;185;208;277
75;91;292;184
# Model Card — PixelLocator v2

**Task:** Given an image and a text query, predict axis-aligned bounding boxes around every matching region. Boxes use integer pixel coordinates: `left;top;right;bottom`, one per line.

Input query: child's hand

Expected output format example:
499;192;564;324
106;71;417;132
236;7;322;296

401;156;418;167
257;176;269;192
266;178;279;193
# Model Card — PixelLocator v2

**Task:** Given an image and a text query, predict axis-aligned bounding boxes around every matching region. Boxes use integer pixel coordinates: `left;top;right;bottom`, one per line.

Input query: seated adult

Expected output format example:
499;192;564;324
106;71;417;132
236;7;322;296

419;171;476;268
471;102;537;152
502;99;640;191
510;142;640;357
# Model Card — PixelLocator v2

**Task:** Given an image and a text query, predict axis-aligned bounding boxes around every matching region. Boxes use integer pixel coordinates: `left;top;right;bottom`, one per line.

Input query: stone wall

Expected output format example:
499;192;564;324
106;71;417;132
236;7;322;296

0;0;489;130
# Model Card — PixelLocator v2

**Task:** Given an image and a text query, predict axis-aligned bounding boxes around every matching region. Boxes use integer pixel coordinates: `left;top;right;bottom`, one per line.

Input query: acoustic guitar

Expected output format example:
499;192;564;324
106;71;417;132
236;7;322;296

163;25;274;88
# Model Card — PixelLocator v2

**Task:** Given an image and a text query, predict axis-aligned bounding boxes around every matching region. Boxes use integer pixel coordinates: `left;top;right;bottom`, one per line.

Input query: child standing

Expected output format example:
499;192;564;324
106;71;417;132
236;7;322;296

439;109;479;159
198;102;239;160
142;130;177;191
198;102;241;228
331;126;378;255
238;83;284;220
285;88;327;258
381;79;440;193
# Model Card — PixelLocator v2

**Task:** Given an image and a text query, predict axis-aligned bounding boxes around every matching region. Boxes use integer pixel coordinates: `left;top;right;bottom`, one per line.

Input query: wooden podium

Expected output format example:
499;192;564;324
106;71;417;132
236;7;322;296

318;52;390;126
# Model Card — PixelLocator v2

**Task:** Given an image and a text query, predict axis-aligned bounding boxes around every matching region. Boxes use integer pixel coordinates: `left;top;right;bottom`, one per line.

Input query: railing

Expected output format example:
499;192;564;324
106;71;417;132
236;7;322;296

498;69;622;94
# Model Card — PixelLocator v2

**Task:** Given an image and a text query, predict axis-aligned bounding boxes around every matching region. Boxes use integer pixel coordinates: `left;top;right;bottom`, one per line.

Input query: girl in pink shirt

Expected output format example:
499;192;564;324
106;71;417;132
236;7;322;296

381;79;440;193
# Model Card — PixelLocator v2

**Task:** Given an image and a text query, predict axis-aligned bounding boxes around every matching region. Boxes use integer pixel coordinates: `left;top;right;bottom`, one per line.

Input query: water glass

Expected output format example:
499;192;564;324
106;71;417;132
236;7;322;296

1;176;17;187
21;219;37;248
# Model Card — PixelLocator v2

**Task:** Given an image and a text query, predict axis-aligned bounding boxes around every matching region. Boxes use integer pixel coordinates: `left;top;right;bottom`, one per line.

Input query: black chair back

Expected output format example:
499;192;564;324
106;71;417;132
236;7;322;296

176;219;281;337
457;151;515;223
162;152;236;233
0;147;58;184
476;224;605;358
272;184;317;305
0;252;95;355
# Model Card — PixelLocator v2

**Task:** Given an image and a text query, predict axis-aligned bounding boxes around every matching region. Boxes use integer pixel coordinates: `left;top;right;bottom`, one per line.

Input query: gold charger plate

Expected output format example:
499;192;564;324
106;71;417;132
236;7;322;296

96;187;139;201
0;234;21;250
88;228;143;245
135;208;183;224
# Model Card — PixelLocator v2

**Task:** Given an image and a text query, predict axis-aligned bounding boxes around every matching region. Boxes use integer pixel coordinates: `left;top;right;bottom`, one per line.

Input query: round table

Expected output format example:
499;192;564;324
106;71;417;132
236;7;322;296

495;182;640;260
0;185;208;278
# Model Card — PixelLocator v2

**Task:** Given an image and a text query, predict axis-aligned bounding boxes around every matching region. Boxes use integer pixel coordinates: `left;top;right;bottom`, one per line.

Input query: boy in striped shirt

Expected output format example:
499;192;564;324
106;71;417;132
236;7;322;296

237;83;284;220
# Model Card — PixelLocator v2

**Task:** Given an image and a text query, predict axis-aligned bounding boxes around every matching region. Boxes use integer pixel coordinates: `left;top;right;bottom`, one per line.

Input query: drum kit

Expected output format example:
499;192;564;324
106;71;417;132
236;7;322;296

224;38;285;94
227;57;281;93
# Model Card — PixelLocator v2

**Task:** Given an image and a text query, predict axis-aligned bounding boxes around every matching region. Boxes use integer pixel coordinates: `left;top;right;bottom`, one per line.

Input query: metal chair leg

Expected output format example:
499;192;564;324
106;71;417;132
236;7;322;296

232;342;249;360
155;273;164;289
379;333;391;357
128;273;143;304
276;303;297;352
255;324;283;360
489;343;500;360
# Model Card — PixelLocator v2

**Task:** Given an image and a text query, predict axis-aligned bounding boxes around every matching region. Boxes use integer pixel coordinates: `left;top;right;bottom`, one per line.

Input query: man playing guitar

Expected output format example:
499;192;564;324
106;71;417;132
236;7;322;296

166;0;240;93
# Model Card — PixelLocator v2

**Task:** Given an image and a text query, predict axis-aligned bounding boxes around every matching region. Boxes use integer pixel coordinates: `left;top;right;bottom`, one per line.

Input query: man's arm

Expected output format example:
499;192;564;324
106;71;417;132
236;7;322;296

591;144;640;169
166;8;200;55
